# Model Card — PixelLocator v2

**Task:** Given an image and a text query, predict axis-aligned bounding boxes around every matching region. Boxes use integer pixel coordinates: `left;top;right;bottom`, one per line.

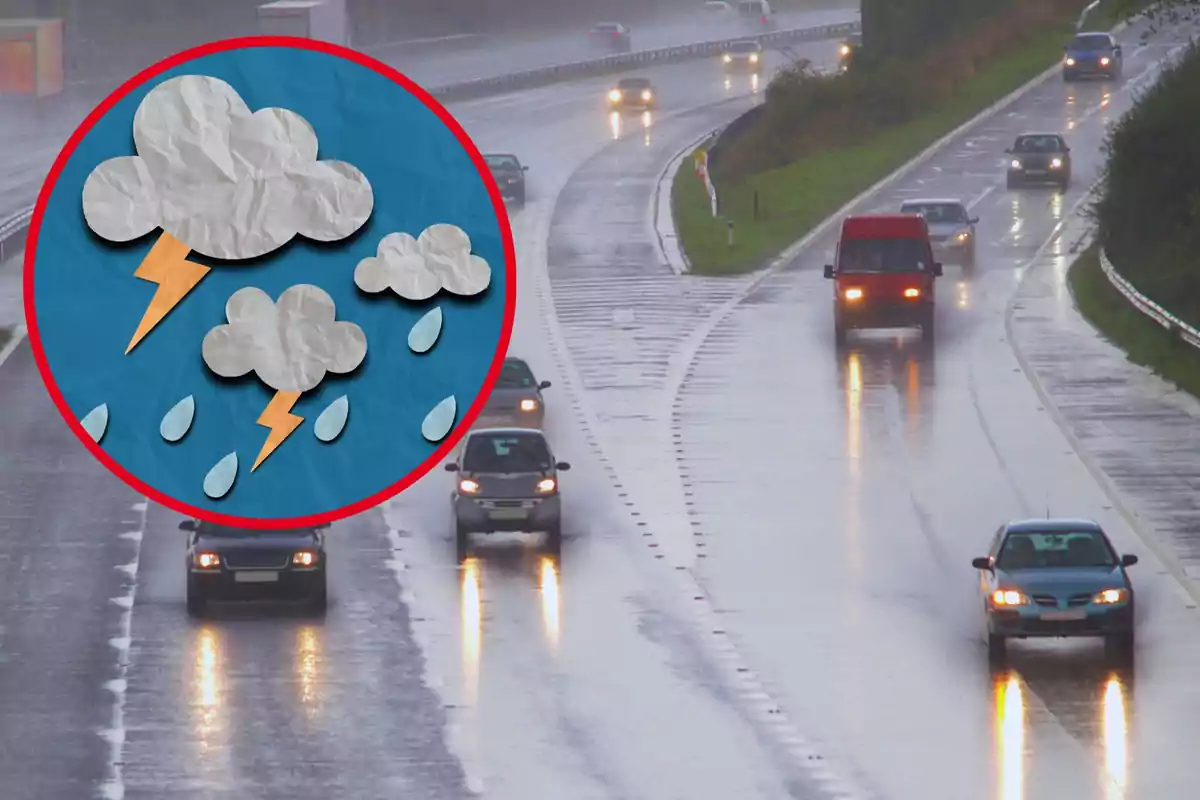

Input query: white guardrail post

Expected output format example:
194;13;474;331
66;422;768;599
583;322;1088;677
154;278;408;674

1098;247;1200;349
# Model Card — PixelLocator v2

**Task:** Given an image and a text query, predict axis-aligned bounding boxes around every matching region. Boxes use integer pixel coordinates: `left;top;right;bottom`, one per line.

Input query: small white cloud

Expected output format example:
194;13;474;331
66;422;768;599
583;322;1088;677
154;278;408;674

202;284;367;394
82;74;374;260
354;223;491;300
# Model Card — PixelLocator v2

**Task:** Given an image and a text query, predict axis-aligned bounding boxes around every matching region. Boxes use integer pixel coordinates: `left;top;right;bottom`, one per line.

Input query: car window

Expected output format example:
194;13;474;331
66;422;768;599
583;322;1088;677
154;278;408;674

1070;34;1112;49
463;433;553;472
496;360;536;388
738;1;765;16
1014;135;1064;152
485;155;519;170
195;522;307;538
618;79;649;89
838;237;931;273
901;203;968;223
729;41;760;53
996;531;1116;570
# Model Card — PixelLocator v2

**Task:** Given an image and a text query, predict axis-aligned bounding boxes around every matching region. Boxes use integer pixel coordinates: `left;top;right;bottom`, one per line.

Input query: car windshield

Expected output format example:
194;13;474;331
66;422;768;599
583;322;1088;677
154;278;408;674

838;238;931;273
996;531;1116;570
593;24;619;32
738;1;764;15
619;79;649;89
463;433;553;473
195;522;308;538
901;203;968;223
1014;135;1064;152
729;42;759;53
485;155;519;170
1070;34;1111;49
496;360;536;389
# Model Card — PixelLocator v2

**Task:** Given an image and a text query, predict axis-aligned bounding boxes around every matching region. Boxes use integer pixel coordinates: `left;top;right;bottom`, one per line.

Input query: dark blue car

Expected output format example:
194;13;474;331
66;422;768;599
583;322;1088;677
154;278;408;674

1063;31;1123;81
972;518;1138;664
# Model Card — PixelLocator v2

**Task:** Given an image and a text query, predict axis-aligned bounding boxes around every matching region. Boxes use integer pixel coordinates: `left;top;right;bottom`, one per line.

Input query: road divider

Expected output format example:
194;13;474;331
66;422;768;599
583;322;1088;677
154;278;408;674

0;209;30;266
1099;249;1200;349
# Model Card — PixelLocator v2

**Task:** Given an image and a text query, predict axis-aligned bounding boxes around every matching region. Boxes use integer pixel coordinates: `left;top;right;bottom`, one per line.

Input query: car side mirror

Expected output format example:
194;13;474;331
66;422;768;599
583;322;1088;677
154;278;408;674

555;461;571;471
932;263;944;277
1121;554;1138;567
539;380;552;389
972;556;992;570
823;264;834;279
444;462;459;472
1114;45;1122;54
178;520;196;531
522;166;529;171
969;217;979;224
1004;147;1012;154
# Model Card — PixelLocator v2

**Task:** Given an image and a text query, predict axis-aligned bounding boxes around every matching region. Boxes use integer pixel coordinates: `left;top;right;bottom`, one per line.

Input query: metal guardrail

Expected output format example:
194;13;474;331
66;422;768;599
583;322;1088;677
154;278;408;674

0;208;31;266
1099;248;1200;348
431;20;861;102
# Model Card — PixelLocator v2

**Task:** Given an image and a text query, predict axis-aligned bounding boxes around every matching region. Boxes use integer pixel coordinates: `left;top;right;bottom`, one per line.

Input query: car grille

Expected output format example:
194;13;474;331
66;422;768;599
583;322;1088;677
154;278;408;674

1032;593;1093;607
223;549;291;569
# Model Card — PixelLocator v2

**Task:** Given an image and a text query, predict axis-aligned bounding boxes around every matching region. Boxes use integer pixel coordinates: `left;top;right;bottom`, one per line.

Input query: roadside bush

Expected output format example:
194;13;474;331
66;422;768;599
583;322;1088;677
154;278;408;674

1092;37;1200;324
715;0;1086;180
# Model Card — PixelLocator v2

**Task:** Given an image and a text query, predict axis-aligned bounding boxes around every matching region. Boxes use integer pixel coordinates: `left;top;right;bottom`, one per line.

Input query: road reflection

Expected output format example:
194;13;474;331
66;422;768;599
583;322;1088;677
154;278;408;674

460;557;482;705
993;670;1026;800
1102;673;1129;800
295;625;321;718
956;280;971;310
539;555;561;649
608;110;653;142
189;625;227;761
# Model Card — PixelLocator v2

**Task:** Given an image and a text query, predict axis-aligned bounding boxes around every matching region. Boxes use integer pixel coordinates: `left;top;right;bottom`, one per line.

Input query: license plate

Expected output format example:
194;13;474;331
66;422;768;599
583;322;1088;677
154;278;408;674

234;571;280;583
1040;609;1086;621
489;508;528;520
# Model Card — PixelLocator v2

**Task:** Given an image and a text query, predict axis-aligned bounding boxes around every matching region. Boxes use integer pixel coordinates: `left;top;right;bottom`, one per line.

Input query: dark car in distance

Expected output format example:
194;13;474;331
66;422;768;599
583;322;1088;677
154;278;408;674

447;427;570;558
608;76;656;110
483;153;527;206
182;520;329;616
478;357;551;428
838;33;861;72
1063;31;1123;81
1006;133;1071;190
588;22;631;53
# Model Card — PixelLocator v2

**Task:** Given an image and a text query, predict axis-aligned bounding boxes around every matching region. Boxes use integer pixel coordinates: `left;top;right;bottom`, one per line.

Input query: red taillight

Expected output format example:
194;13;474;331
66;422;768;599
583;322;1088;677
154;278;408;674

614;31;619;37
762;15;767;22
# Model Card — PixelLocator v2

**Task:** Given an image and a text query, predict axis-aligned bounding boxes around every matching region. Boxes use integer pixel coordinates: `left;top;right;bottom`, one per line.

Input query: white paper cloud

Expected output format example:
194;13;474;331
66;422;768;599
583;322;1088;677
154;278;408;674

354;223;492;300
82;74;374;260
202;284;367;394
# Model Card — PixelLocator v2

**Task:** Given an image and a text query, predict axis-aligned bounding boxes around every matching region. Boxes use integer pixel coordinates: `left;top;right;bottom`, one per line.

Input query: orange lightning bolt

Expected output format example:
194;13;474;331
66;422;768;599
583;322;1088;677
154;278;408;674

126;231;211;354
253;390;304;471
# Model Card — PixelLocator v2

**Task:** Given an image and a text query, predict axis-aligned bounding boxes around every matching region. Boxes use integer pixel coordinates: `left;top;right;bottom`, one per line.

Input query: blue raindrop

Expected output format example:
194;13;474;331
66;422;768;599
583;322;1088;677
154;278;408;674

203;451;238;499
421;395;457;442
80;403;108;444
159;395;195;442
314;395;349;442
408;306;443;353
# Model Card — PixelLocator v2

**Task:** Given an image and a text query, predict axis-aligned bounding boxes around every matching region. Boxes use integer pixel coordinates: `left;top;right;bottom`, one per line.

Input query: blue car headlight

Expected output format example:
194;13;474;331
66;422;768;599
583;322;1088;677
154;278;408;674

1093;588;1129;605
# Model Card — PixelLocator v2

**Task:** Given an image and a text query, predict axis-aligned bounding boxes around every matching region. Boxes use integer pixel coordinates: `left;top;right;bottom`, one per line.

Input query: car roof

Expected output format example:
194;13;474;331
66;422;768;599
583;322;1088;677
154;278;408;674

618;77;650;85
1073;31;1113;39
730;39;761;47
1004;518;1103;534
468;426;546;436
901;198;966;207
593;22;623;28
484;153;518;160
841;213;928;238
1016;131;1065;139
503;355;530;364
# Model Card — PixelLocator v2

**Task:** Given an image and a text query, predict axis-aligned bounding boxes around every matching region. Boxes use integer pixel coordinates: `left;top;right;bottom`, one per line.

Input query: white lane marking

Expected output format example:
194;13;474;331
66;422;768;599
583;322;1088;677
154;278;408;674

966;185;995;210
98;500;147;800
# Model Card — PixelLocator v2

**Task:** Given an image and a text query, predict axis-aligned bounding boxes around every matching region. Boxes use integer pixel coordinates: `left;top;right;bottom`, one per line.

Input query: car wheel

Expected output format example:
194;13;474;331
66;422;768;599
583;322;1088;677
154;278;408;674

309;575;328;616
1006;175;1018;190
455;522;471;560
1062;71;1074;82
834;320;847;346
1105;629;1135;662
1059;178;1071;192
920;308;935;341
515;189;526;207
987;632;1007;663
544;521;563;556
186;578;206;618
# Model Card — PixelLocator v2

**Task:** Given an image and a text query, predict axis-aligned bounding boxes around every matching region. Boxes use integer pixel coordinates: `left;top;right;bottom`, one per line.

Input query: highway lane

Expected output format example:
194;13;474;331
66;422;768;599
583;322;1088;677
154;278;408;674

664;17;1200;800
0;47;821;798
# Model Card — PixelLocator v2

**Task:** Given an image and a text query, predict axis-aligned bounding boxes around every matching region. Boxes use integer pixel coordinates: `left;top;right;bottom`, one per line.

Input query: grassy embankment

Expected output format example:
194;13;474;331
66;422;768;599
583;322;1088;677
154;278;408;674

674;0;1156;275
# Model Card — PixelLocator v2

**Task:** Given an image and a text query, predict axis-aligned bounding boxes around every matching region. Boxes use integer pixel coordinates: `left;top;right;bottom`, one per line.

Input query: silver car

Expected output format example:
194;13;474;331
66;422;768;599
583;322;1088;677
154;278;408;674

899;198;978;270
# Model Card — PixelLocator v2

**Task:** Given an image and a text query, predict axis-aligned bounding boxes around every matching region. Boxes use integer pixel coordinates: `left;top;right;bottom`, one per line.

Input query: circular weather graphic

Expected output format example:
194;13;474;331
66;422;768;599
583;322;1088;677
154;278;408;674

24;37;515;527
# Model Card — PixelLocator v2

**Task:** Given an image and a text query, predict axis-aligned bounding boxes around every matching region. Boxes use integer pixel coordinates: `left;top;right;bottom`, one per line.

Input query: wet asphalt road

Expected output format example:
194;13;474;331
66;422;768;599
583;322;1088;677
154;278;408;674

0;47;819;799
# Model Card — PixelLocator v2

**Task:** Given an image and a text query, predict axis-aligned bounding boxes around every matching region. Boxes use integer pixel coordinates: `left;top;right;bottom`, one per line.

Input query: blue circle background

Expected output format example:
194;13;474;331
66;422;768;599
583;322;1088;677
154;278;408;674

32;45;507;520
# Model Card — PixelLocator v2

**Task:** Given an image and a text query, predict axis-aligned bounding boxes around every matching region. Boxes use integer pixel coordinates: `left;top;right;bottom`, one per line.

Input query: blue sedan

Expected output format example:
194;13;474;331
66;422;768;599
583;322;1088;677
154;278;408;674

1062;31;1123;81
972;518;1138;663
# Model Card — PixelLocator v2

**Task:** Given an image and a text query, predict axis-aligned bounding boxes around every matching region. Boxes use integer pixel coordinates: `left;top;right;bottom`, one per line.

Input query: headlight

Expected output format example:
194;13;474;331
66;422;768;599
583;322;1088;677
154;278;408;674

536;478;557;493
459;478;480;494
749;53;758;63
843;287;863;301
723;53;732;63
608;89;621;101
1050;157;1063;169
840;44;850;56
1010;159;1022;169
292;550;318;567
641;90;652;101
194;552;221;569
903;287;920;298
956;230;970;242
519;398;539;412
1100;56;1110;66
991;589;1028;606
1094;588;1129;605
1065;57;1076;66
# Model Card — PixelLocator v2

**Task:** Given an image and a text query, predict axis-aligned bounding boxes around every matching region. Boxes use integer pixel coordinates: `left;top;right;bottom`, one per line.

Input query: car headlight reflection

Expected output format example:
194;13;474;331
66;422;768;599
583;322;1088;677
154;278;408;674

608;89;621;102
536;478;557;493
1050;157;1063;169
1010;158;1022;169
459;478;480;494
292;550;317;567
991;589;1028;606
843;287;863;301
195;552;221;569
520;398;539;412
1094;588;1129;605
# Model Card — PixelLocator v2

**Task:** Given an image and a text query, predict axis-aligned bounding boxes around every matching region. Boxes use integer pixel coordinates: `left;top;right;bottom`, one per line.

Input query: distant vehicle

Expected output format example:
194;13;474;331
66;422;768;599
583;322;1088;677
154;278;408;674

608;76;656;110
899;198;978;270
588;22;632;53
483;153;527;206
1005;132;1071;190
823;214;942;344
972;518;1138;663
838;33;861;71
736;0;777;30
1063;31;1123;81
478;356;551;428
703;0;734;15
722;40;763;72
446;427;570;558
182;520;329;616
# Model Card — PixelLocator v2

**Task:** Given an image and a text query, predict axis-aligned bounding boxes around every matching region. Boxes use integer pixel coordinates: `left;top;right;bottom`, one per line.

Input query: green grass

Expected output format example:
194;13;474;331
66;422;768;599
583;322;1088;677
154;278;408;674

1068;244;1200;398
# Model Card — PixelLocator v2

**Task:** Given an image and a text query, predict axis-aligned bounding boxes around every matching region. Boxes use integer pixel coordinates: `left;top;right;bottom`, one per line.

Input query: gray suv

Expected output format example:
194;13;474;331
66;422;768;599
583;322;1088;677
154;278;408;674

447;427;570;558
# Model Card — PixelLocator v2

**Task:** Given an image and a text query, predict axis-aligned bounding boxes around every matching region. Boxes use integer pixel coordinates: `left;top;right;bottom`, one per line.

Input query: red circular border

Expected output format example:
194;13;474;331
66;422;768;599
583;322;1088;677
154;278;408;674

22;36;517;530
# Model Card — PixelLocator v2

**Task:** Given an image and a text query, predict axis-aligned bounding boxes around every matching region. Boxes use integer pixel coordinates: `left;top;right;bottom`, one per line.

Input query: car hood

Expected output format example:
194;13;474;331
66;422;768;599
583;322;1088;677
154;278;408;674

490;169;522;180
487;387;538;403
1066;47;1111;56
198;532;318;551
998;566;1127;594
927;222;969;237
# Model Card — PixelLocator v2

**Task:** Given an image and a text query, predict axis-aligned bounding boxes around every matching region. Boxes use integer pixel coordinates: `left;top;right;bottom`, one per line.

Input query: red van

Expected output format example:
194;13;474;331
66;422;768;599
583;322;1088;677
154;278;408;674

822;214;942;344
